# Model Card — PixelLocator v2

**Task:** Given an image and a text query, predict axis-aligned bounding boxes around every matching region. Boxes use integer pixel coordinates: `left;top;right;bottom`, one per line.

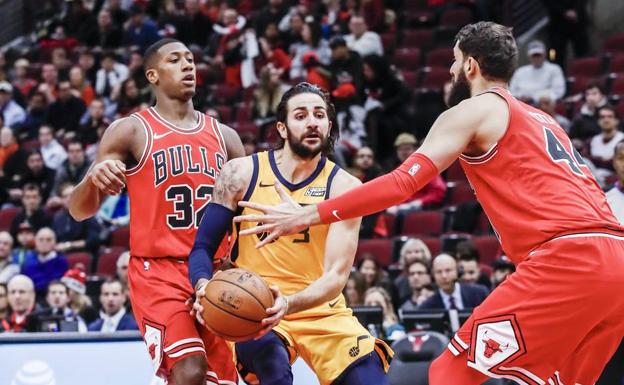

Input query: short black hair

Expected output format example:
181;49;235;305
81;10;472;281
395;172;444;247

455;22;518;82
598;105;619;120
456;240;480;262
275;82;338;155
144;38;184;69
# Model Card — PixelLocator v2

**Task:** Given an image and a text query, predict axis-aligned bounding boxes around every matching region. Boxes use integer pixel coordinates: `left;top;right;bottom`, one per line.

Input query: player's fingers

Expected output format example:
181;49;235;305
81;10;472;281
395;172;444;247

101;167;125;190
274;182;300;208
108;163;127;185
237;201;274;213
255;231;280;248
233;213;269;223
239;223;277;237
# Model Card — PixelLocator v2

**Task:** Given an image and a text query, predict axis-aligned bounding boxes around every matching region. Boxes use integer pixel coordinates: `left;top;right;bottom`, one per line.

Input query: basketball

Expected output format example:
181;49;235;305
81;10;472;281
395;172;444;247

200;268;275;340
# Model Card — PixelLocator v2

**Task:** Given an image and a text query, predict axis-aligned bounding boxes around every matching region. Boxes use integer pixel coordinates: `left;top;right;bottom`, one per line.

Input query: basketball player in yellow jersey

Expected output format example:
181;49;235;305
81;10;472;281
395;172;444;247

187;83;392;385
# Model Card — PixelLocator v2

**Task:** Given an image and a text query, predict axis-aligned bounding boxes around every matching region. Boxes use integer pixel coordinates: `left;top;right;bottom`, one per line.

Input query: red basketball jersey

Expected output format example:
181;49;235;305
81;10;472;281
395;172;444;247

125;107;227;258
460;87;622;263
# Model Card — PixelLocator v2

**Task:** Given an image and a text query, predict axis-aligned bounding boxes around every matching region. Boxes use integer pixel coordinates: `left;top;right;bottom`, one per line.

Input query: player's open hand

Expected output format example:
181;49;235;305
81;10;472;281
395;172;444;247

234;182;319;248
89;159;126;195
253;285;288;340
189;279;208;326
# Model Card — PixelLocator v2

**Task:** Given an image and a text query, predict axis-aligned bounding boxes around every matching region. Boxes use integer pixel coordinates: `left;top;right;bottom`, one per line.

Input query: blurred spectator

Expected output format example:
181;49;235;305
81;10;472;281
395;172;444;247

240;132;257;156
362;55;412;160
384;133;416;171
357;254;386;290
360;0;386;32
38;64;59;104
13;152;56;202
257;24;292;74
11;59;37;98
253;65;290;132
11;223;35;266
208;8;248;88
96;187;129;232
116;251;129;290
418;254;488;310
491;257;516;288
344;270;366;307
123;4;160;51
0;283;7;320
456;240;491;290
78;50;97;86
88;279;138;332
570;83;609;140
0;81;26;129
10;184;52;239
78;99;110;146
176;0;213;47
279;12;304;49
50;47;72;81
91;8;124;48
394;238;433;303
17;92;48;141
345;15;383;57
52;141;90;197
543;0;589;68
127;49;149;92
47;80;87;140
62;0;98;46
69;66;96;107
255;0;288;37
0;231;18;284
289;21;331;80
509;41;565;103
0;127;19;169
113;78;146;117
350;146;384;238
52;184;101;255
106;0;130;26
536;90;571;132
607;141;624;224
61;268;97;325
399;259;434;311
328;36;364;103
1;274;36;332
39;125;68;171
26;280;87;332
364;286;404;341
589;106;623;174
21;227;68;296
95;51;129;99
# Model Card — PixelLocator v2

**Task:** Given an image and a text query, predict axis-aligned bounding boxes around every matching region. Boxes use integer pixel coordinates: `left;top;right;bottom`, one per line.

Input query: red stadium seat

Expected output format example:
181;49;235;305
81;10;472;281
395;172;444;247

393;48;422;70
566;76;598;96
356;239;394;267
421;237;441;256
405;0;428;12
380;33;396;55
440;7;474;29
608;54;624;74
402;29;434;50
475;211;492;235
0;207;20;231
603;33;624;54
567;57;603;78
380;213;397;237
420;66;450;90
110;226;130;248
402;210;443;237
480;263;493;278
401;70;419;87
446;181;476;206
473;235;501;265
210;84;240;104
611;75;624;97
215;105;234;123
96;247;126;277
426;48;454;68
445;160;467;182
236;121;259;137
617;100;624;118
66;252;93;274
237;103;254;123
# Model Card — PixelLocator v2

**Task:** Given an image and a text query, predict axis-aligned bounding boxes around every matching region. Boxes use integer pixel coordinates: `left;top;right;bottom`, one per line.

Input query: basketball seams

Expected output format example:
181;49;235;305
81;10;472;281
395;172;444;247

203;296;261;324
209;278;272;311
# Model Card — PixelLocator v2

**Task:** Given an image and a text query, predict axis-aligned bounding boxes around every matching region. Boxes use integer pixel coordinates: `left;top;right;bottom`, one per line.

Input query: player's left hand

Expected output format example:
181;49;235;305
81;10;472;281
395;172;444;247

188;279;209;326
253;285;288;340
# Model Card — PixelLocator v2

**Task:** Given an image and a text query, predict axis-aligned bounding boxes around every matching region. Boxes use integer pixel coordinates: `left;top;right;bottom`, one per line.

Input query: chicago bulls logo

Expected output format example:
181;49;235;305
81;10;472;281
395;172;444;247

481;331;509;358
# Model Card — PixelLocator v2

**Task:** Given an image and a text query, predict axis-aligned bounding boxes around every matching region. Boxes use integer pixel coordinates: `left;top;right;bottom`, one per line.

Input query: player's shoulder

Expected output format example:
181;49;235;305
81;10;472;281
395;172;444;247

99;115;144;145
327;167;362;198
215;121;245;159
448;91;508;125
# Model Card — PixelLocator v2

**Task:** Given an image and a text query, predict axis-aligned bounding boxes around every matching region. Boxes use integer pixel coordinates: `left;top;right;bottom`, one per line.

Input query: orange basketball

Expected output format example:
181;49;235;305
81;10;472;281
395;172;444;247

200;268;274;340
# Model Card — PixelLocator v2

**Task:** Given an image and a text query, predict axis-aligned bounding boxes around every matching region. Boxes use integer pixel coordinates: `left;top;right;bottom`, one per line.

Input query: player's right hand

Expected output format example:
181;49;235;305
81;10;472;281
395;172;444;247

88;159;126;195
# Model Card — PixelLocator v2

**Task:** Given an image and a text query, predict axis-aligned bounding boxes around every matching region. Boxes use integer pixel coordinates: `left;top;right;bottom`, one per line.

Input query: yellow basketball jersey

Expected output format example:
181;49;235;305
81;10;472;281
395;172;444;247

235;150;340;302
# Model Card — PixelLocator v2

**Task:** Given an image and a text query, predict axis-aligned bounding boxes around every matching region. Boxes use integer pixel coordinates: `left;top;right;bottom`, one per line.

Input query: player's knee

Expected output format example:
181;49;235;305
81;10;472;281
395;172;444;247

170;354;207;385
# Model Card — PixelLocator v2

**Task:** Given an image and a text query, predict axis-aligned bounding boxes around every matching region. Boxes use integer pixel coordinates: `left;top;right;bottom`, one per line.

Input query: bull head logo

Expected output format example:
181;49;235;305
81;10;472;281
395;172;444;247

482;330;509;358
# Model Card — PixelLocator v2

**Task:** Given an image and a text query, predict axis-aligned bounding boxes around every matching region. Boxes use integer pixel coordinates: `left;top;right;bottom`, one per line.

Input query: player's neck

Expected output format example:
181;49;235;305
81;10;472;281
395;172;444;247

470;78;508;97
152;99;197;127
274;149;322;185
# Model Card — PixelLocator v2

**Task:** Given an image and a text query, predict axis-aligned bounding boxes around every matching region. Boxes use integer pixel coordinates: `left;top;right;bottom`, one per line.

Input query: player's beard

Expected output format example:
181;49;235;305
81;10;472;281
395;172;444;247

447;70;472;107
286;125;331;159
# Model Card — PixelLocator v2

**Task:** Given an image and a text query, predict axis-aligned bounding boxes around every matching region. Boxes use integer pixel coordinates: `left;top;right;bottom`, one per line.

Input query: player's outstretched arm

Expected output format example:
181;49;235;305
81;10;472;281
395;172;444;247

235;99;485;247
256;171;363;334
68;117;139;221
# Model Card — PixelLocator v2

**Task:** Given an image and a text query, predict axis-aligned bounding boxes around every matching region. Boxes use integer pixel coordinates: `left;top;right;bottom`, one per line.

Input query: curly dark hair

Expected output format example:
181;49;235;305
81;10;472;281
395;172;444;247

455;22;518;82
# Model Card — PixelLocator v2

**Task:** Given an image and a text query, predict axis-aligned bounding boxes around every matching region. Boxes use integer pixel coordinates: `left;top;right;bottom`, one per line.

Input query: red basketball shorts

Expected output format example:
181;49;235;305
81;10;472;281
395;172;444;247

446;233;624;385
128;257;238;384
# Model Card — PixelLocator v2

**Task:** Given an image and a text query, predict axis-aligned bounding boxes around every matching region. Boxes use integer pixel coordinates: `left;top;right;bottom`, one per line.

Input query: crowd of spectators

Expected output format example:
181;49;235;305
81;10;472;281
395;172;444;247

0;0;621;357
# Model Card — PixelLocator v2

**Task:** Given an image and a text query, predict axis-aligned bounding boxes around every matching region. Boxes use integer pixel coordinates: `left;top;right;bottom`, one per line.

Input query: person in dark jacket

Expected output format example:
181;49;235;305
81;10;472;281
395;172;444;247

88;279;138;332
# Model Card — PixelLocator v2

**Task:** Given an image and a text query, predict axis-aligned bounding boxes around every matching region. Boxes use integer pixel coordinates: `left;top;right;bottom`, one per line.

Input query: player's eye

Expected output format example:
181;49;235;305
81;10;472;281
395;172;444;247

295;114;304;120
315;113;325;119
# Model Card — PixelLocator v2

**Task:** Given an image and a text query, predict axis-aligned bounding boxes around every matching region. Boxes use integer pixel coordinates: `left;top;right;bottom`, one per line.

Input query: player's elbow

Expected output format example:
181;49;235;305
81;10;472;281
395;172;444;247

68;206;91;222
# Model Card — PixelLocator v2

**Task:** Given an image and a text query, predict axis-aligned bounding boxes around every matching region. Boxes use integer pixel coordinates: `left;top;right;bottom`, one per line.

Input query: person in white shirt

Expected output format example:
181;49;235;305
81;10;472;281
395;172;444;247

38;125;68;171
509;40;565;103
344;15;383;57
606;141;624;225
87;279;138;331
590;106;624;181
0;81;26;128
95;52;129;98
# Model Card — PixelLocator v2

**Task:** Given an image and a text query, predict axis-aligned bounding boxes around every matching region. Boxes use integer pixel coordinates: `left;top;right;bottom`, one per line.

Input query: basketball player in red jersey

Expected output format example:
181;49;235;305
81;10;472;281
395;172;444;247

236;22;624;385
68;39;244;385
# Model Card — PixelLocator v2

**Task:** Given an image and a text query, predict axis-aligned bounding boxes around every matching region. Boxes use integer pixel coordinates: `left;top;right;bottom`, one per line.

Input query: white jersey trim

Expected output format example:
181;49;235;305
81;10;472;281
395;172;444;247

168;346;206;358
125;113;153;176
148;107;204;134
164;337;203;352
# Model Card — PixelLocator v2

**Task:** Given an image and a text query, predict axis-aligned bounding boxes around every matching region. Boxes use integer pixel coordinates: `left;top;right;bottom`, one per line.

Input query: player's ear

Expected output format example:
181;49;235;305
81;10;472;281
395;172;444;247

465;57;478;78
145;68;158;85
276;121;287;140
